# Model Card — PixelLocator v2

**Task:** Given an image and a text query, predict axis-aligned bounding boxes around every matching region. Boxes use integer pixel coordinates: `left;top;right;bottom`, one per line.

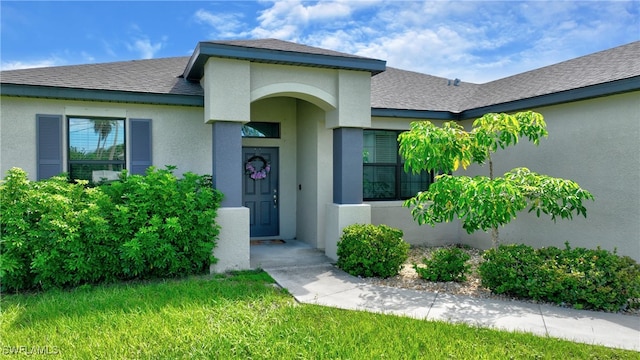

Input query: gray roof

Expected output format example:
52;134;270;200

207;39;372;60
467;40;640;110
371;41;640;116
1;39;638;115
371;67;480;113
183;39;386;80
0;56;201;96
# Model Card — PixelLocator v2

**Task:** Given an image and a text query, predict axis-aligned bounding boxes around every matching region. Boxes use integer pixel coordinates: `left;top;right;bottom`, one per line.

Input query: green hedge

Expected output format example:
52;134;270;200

337;224;409;278
479;243;640;312
0;167;222;292
414;247;471;282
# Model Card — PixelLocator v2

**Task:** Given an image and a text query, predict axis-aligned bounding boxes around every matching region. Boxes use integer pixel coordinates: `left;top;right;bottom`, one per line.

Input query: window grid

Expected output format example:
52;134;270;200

363;130;432;201
68;117;126;182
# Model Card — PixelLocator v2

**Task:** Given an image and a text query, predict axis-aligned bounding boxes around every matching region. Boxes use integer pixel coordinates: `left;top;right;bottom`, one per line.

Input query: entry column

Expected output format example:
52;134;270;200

204;57;252;273
212;121;242;207
333;127;363;204
210;121;250;273
325;127;371;260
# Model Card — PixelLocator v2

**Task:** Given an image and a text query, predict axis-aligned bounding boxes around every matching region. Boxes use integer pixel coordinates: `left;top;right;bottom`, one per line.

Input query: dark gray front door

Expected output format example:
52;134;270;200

243;147;279;237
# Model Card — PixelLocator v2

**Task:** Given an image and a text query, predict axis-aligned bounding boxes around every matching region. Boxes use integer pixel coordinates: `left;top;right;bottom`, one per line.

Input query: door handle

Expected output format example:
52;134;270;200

273;189;278;207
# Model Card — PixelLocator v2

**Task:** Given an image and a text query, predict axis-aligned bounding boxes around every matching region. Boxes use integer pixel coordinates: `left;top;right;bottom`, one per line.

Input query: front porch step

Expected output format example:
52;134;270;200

250;239;332;269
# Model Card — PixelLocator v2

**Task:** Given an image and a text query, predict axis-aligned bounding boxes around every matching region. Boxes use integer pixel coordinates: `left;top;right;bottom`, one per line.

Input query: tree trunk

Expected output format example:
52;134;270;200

488;153;500;248
491;227;500;248
108;122;119;170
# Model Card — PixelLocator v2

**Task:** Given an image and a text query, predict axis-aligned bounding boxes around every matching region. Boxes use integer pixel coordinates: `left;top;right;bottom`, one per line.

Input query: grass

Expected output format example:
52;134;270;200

1;270;636;359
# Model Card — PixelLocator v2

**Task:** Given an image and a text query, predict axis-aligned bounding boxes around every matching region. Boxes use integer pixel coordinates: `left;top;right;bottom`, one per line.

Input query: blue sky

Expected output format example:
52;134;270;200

1;1;638;83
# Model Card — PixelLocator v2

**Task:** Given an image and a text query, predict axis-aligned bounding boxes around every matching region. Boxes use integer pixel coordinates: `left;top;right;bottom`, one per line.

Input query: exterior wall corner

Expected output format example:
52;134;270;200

325;70;372;129
210;207;251;273
203;57;250;123
324;203;371;261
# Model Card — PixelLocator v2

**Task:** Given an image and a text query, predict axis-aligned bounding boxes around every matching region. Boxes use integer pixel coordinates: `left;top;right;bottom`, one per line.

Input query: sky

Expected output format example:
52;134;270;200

1;1;638;83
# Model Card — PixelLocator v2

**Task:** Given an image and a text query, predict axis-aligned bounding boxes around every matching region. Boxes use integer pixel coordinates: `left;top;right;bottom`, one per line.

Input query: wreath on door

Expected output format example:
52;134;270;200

245;155;271;180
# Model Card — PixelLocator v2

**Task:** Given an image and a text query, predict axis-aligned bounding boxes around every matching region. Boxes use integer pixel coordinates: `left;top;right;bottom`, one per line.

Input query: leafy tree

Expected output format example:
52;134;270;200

92;119;123;168
398;111;594;247
93;119;115;159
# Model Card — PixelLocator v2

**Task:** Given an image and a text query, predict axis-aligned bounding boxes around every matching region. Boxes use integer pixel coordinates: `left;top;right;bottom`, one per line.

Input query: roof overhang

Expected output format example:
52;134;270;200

3;73;636;116
460;76;640;119
0;84;204;107
371;108;459;120
183;41;387;81
373;76;640;121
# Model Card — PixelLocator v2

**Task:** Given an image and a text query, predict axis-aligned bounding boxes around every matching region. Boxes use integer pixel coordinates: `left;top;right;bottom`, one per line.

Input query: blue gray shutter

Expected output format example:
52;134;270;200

129;118;152;175
36;114;63;180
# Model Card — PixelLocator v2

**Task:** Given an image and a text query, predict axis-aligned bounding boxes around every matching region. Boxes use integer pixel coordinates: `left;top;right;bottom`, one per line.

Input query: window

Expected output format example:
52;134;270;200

363;130;433;200
241;122;280;138
68;117;125;182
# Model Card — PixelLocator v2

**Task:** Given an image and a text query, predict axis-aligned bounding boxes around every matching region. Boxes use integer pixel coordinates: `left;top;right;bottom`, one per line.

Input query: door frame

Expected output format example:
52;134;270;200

242;146;279;238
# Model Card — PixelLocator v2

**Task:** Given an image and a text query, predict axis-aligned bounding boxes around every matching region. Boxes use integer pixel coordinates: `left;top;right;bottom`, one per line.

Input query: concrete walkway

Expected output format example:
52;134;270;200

251;240;640;352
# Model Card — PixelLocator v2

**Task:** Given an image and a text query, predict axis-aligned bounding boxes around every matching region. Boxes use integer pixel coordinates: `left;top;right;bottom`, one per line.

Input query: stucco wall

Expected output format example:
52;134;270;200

250;63;337;110
204;58;250;123
369;94;640;260
296;100;333;248
368;201;461;246
0;97;210;180
459;92;640;260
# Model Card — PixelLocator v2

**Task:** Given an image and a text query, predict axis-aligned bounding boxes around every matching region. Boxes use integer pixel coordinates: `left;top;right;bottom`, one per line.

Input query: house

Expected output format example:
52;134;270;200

1;39;639;271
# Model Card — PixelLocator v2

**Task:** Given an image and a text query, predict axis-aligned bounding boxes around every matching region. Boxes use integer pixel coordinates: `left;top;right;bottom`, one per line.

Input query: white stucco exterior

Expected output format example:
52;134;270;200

211;207;250;272
0;55;376;272
0;97;211;180
197;57;373;261
366;92;640;260
325;204;372;261
457;92;640;258
368;201;461;246
296;100;333;248
203;58;250;123
2;40;638;269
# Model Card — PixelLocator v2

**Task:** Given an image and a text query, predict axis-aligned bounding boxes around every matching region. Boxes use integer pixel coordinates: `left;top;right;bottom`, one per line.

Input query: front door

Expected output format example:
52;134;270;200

242;147;279;237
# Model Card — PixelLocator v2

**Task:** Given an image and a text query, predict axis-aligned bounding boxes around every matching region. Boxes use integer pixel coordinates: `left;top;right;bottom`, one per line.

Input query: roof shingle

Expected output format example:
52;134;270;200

0;56;202;96
467;41;640;109
371;67;480;113
206;38;372;60
1;39;638;112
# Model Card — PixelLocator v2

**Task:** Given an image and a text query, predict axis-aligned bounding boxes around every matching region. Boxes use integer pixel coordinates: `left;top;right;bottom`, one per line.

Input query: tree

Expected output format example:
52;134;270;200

93;119;114;159
398;111;594;247
92;119;122;170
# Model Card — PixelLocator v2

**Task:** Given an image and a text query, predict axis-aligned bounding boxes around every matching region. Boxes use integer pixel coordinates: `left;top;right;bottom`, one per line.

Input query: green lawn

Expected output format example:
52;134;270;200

1;271;636;359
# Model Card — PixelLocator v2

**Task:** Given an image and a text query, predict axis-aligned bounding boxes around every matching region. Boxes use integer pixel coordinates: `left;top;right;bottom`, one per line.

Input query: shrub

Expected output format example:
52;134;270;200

0;169;117;290
0;166;222;292
336;224;409;278
479;243;640;312
414;247;471;282
100;166;222;278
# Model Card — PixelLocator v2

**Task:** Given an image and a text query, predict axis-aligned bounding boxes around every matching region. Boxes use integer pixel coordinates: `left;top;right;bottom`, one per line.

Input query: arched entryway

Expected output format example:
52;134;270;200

201;45;382;272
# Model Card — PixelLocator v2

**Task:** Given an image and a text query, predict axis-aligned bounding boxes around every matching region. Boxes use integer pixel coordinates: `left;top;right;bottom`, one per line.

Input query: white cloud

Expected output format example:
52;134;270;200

251;0;375;41
194;9;249;38
0;57;65;71
81;51;95;62
126;37;165;59
193;0;638;83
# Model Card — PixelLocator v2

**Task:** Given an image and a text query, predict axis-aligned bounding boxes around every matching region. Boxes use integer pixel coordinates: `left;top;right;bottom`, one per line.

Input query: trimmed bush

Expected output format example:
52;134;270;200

0;166;222;292
100;166;221;278
414;247;471;282
479;243;640;312
337;224;409;278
